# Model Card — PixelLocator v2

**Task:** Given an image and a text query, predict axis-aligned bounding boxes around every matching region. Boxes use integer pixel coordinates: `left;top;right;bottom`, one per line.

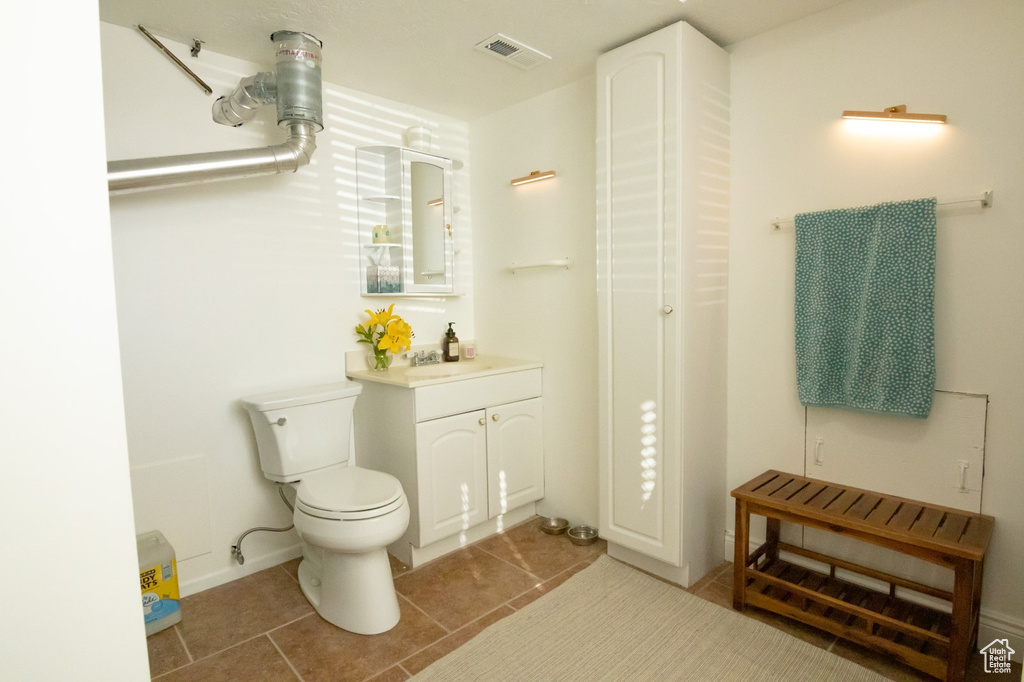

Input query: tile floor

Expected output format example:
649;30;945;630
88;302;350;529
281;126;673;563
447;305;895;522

147;519;1018;681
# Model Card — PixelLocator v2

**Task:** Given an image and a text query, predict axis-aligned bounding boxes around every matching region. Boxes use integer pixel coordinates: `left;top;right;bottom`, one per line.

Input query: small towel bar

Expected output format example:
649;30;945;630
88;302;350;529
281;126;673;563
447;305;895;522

509;257;573;274
770;190;992;231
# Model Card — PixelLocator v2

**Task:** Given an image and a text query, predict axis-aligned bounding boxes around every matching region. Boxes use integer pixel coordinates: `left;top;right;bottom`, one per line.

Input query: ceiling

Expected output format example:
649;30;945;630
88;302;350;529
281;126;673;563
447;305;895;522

98;0;850;120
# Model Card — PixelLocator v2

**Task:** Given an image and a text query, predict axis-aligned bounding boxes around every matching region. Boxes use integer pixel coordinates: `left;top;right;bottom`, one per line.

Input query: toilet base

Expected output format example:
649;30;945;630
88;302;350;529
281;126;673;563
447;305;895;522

297;545;401;635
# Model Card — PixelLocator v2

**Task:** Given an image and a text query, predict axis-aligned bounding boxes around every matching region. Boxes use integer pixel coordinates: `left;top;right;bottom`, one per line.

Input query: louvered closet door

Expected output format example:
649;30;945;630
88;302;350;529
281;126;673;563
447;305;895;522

596;25;682;565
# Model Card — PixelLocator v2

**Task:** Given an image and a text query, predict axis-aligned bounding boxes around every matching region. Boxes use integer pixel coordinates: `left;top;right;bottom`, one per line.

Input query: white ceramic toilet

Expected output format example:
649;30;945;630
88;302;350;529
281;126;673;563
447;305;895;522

241;381;409;635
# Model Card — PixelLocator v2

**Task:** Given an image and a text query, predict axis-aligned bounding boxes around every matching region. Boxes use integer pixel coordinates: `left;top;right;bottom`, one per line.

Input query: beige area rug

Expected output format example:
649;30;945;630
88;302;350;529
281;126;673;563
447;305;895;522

412;555;886;681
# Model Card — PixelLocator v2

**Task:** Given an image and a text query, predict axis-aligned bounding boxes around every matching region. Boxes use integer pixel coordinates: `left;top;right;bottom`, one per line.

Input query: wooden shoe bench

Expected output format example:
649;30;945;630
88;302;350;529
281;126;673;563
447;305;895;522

732;470;994;682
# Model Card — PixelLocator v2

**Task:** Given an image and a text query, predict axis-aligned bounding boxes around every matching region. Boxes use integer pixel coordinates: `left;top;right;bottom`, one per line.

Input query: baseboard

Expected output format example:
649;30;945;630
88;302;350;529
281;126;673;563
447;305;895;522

403;504;537;568
723;531;1024;660
607;542;690;587
179;543;303;597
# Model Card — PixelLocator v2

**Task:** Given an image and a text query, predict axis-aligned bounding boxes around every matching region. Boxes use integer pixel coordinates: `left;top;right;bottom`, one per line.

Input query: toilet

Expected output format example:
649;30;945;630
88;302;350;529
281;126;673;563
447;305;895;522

240;381;409;635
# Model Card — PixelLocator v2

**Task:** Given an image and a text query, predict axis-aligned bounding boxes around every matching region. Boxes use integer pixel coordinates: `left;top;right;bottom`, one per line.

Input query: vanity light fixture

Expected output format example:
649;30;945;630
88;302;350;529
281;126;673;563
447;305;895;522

511;170;556;186
841;104;947;124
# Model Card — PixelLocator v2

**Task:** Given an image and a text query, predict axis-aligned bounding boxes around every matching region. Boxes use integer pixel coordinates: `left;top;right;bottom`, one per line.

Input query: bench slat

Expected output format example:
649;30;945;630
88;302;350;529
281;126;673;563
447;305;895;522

732;470;994;560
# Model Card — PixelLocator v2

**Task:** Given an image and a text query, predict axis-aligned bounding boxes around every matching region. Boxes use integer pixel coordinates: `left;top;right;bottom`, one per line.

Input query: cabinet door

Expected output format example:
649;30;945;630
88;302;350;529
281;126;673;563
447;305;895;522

596;24;682;565
415;411;488;546
486;398;544;519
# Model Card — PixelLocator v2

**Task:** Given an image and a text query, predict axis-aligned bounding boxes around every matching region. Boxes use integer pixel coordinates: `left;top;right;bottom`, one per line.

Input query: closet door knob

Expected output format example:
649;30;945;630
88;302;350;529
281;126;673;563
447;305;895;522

662;305;674;315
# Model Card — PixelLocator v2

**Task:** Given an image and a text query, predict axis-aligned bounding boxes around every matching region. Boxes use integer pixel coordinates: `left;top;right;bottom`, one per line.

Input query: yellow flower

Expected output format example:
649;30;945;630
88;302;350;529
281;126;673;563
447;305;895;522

364;304;395;329
379;318;414;354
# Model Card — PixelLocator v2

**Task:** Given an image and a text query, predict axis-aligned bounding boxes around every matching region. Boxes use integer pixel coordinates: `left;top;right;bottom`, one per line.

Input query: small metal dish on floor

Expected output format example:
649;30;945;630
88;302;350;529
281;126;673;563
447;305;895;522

539;517;569;535
567;525;599;546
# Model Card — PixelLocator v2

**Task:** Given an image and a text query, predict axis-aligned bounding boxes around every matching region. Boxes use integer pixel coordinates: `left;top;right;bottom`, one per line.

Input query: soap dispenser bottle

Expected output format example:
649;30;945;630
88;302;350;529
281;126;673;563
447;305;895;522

442;323;460;362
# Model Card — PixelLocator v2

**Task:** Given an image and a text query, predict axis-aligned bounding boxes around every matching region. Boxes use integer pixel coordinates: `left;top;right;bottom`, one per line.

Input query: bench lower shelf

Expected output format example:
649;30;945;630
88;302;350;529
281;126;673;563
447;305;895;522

744;557;951;679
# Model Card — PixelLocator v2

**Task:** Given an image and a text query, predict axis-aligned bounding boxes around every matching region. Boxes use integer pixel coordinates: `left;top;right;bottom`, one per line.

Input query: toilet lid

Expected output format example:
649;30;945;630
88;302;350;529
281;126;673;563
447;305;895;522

295;467;403;513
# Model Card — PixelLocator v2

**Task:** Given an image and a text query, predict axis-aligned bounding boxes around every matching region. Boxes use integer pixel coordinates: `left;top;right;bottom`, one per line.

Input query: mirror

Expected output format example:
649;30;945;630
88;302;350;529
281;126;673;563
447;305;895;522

410;160;447;285
356;146;454;296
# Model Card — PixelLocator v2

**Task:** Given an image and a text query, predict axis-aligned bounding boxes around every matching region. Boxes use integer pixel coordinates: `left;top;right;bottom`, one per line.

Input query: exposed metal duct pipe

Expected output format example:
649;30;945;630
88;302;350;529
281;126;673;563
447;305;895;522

108;31;322;195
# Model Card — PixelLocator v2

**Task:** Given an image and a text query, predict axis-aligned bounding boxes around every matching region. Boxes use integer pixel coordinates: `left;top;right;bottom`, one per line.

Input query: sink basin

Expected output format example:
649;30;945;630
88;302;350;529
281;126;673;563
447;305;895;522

347;354;540;388
405;363;492;378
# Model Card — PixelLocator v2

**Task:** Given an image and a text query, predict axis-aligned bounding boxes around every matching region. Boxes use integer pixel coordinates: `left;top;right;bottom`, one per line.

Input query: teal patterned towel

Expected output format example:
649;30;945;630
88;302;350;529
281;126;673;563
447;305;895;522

795;197;936;418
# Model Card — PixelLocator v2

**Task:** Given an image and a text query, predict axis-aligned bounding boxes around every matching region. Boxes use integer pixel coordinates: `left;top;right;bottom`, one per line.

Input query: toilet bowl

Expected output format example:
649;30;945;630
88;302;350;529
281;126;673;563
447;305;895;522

241;381;410;635
290;466;409;634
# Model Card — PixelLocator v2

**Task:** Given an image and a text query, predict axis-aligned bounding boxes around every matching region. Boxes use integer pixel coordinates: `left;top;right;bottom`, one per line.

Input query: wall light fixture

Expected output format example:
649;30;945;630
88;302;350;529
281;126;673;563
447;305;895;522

511;170;556;186
841;104;946;124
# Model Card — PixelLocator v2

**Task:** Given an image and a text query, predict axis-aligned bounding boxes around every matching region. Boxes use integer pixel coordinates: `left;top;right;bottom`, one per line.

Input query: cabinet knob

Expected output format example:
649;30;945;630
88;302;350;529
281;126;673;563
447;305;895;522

491;414;500;421
662;305;674;315
478;417;486;426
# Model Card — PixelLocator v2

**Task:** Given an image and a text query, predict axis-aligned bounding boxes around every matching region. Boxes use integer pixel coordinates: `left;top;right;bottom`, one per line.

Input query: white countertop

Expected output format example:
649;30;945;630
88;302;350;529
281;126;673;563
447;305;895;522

346;355;542;388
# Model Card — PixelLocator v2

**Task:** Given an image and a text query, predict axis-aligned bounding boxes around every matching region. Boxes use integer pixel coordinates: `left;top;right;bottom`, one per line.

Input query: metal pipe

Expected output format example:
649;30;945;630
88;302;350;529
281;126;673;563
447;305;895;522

107;30;322;195
212;72;276;127
107;121;316;194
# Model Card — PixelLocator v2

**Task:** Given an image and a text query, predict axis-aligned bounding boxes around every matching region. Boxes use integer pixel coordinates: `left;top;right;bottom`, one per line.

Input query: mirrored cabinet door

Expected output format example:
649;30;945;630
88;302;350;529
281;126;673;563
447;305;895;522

356;145;454;296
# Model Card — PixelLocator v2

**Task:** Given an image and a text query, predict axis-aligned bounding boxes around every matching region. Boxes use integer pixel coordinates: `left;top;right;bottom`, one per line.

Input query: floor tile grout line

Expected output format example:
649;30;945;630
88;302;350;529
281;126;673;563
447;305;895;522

279;563;300;585
172;611;315;672
152;629;279;680
267;632;307;682
397;663;412;678
396;591;451;635
469;543;547;585
391;602;515;676
503;554;598;608
173;624;194;663
389;558;600;677
266;611;318;637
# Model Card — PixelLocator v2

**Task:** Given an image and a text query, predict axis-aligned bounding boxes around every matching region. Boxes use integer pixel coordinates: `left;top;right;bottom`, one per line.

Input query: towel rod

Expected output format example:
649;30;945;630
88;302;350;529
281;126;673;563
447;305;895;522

509;257;573;274
770;190;993;231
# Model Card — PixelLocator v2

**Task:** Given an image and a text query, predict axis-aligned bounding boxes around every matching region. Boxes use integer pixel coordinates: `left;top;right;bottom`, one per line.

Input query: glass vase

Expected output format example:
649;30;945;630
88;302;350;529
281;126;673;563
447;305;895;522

368;349;392;371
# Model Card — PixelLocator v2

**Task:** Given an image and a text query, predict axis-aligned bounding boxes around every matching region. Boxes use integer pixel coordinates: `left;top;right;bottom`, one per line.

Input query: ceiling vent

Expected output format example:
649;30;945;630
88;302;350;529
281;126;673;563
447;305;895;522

474;33;551;70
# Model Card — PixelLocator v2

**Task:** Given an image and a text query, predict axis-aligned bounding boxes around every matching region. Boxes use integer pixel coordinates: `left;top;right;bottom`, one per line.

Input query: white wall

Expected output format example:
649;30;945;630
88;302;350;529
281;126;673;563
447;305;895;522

470;78;599;527
728;0;1024;644
101;22;474;594
1;8;149;680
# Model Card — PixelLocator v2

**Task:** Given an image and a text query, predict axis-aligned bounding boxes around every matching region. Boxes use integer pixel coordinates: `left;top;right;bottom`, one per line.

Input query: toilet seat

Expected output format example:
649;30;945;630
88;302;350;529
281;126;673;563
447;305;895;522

294;467;405;521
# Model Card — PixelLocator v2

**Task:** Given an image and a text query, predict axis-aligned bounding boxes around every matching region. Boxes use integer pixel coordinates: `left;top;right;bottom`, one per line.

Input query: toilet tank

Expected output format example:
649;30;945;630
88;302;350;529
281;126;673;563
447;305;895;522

240;381;362;483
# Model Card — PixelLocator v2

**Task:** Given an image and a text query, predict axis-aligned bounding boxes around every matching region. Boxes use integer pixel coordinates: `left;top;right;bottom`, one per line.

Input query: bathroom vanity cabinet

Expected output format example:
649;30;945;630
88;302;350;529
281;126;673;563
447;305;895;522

415;398;543;545
349;360;544;567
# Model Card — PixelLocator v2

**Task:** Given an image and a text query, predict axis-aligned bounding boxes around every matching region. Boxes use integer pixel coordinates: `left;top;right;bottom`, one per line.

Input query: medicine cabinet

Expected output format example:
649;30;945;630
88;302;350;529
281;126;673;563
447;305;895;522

356;145;455;296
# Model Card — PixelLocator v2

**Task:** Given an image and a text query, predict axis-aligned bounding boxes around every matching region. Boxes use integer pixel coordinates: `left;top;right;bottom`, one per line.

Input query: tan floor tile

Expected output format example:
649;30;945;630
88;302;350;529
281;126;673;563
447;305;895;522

394;546;540;630
154;636;298;682
388;553;410;578
365;665;411;682
474;519;607;580
692;577;735;610
687;560;732;594
269;598;446;682
509;559;593;610
401;605;514;675
177;565;313;660
279;558;301;583
147;625;191;677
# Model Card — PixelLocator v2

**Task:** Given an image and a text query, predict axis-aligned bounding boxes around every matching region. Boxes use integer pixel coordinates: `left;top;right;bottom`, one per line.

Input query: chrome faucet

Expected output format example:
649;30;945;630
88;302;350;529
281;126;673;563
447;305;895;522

406;350;441;366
